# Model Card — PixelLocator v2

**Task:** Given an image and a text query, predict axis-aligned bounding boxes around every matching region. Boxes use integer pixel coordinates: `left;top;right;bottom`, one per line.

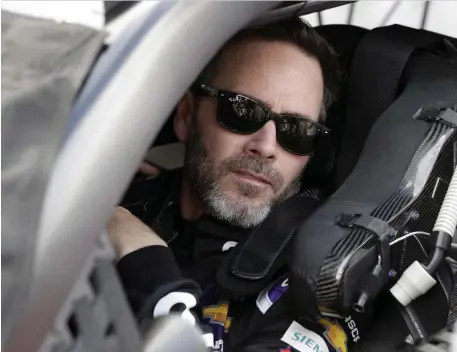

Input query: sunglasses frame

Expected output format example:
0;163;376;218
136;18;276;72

193;84;331;156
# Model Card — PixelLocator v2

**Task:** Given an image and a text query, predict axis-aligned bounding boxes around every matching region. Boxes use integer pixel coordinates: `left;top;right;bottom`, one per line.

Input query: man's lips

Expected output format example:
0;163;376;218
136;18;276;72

232;170;273;187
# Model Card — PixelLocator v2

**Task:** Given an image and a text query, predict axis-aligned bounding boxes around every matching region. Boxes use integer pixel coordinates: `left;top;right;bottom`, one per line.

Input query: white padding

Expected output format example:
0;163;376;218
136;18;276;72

390;261;437;306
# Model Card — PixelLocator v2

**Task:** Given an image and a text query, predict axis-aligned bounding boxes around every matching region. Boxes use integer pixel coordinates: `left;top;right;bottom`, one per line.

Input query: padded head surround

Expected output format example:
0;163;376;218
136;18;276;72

334;25;443;189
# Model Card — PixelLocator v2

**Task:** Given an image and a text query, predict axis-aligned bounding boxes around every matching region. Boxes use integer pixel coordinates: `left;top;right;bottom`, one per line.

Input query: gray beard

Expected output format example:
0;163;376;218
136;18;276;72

185;128;302;229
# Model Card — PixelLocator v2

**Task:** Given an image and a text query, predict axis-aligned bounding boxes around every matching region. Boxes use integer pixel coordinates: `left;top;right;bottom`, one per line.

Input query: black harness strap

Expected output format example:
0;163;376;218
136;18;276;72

217;194;321;299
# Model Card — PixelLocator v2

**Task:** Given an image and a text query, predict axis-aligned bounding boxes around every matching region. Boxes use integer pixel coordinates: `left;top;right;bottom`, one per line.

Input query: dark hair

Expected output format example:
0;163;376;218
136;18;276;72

196;18;340;121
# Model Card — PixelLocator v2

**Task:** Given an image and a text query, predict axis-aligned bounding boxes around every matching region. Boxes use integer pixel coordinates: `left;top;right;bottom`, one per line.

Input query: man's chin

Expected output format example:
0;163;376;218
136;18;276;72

205;188;273;228
223;188;274;207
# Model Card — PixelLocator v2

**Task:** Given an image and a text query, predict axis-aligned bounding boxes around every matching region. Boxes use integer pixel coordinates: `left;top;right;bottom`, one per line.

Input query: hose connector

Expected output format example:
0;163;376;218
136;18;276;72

390;261;436;306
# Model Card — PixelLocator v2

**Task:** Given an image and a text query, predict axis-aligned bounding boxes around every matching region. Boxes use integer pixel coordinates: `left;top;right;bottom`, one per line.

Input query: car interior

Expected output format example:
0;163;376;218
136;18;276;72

111;5;457;350
2;2;457;352
116;7;457;350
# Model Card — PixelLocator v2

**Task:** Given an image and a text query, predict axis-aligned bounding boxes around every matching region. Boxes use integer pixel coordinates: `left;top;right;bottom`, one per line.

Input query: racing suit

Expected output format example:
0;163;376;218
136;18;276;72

118;170;370;352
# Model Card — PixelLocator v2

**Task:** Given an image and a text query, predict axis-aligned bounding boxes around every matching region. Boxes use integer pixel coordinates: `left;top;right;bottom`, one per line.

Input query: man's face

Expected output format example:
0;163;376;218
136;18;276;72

178;38;324;228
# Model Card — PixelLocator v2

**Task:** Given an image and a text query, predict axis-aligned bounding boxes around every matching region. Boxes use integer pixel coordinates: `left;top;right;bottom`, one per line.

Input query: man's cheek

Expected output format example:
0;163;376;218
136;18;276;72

219;172;236;190
287;160;309;183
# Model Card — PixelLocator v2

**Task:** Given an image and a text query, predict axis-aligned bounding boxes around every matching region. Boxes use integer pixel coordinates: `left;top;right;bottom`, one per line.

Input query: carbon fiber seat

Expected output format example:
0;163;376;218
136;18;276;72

288;25;457;351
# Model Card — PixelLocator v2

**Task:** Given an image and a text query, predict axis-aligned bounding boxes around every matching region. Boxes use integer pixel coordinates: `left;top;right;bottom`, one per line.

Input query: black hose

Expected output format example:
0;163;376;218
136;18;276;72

424;231;453;274
424;247;445;274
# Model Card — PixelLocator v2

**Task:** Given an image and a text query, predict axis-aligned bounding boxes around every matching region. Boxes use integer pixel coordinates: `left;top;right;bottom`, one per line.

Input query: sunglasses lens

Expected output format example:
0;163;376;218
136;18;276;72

214;91;325;156
277;117;320;155
218;96;267;133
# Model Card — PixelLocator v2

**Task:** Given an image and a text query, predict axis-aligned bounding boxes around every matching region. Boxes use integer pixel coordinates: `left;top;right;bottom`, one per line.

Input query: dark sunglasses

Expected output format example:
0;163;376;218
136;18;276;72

193;84;330;156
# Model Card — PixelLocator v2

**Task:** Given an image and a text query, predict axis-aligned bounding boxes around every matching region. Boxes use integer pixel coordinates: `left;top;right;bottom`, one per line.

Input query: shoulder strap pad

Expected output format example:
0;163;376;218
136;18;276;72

217;193;321;299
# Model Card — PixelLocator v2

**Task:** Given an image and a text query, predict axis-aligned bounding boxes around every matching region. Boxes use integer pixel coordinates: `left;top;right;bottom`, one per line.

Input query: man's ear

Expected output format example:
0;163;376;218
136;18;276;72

174;91;195;143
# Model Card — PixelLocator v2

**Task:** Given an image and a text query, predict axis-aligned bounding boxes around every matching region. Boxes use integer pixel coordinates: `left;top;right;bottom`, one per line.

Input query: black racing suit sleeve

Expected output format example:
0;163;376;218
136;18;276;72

117;246;200;314
116;246;203;324
117;246;215;348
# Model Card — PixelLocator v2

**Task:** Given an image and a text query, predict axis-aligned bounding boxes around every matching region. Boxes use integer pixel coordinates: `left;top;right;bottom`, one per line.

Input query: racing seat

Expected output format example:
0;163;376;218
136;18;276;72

288;24;457;351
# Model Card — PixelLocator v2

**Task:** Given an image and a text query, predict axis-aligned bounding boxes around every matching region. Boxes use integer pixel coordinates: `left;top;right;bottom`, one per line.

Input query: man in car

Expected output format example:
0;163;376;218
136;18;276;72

107;18;353;352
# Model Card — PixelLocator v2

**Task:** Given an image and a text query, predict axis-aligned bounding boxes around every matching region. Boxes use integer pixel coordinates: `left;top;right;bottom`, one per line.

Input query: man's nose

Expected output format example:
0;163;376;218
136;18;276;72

243;121;277;161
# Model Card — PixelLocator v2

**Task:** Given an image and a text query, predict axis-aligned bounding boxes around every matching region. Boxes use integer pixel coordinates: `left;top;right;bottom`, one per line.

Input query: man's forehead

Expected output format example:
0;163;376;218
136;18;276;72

211;38;301;82
210;38;324;120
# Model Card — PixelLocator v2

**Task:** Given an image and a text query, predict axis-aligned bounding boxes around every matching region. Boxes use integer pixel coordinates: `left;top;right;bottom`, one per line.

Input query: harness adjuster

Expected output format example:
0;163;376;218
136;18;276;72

336;213;397;241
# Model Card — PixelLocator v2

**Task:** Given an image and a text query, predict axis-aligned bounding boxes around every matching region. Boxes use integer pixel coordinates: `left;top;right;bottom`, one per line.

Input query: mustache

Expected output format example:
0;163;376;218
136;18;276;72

220;156;284;192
